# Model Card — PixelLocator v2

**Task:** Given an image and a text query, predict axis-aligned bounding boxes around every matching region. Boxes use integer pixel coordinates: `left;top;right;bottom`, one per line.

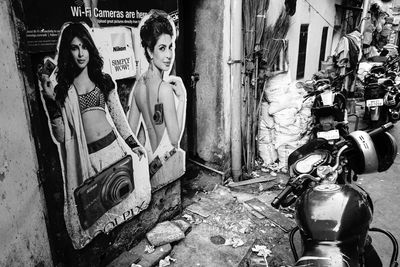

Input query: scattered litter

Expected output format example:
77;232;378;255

131;264;143;267
252;245;272;267
224;237;245;248
144;245;155;254
270;171;277;177
259;183;264;191
182;214;194;224
252;245;272;256
194;218;203;224
251;171;260;178
224;177;234;186
284;214;293;219
238;227;247;234
261;167;269;173
159;256;177;267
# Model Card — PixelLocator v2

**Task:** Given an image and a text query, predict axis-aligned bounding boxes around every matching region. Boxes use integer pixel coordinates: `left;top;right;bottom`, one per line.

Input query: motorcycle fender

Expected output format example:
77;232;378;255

370;107;380;121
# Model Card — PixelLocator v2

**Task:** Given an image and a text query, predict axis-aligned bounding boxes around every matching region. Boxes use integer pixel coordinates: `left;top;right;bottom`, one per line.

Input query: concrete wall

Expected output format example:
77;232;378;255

192;0;231;168
286;0;340;81
0;1;52;266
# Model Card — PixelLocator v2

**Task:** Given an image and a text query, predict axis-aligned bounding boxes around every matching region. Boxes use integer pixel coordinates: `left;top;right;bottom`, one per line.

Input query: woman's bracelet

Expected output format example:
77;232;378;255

125;135;140;148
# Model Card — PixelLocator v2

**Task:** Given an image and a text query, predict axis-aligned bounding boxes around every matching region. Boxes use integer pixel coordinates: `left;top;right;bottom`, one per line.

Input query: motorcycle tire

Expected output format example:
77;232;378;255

364;235;383;267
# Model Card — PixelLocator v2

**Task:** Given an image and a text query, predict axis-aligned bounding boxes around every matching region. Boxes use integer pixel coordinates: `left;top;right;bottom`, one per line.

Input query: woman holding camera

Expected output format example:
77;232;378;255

38;22;150;249
128;10;186;163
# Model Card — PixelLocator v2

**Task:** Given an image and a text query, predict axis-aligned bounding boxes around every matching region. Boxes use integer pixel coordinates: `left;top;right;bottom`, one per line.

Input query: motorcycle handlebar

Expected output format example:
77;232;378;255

332;70;354;83
367;122;394;138
271;185;294;209
385;56;400;68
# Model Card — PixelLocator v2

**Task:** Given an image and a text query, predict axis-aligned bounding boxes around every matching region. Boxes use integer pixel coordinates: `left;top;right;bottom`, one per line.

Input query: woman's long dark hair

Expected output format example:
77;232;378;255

140;10;173;62
55;22;113;105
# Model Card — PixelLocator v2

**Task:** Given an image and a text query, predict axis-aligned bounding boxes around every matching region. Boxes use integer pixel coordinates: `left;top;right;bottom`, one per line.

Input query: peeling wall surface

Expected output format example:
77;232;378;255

193;0;231;165
0;1;52;266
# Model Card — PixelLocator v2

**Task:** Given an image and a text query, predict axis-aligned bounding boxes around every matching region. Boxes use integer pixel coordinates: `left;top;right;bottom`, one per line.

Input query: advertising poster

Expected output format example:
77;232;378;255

29;0;185;253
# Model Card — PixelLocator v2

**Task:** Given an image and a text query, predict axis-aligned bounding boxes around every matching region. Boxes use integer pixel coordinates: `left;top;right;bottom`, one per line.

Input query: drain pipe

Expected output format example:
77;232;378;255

229;0;243;181
360;0;370;36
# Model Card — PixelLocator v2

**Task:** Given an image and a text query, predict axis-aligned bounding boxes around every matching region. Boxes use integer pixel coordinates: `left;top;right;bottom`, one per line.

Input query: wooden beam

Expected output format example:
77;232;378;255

227;177;276;187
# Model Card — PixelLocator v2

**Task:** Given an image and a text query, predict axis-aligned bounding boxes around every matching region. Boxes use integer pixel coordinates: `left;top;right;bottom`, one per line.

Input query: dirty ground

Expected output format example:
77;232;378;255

109;163;296;267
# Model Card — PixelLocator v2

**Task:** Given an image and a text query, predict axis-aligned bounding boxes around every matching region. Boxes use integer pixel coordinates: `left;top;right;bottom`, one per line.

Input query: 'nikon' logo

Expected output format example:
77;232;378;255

113;46;126;52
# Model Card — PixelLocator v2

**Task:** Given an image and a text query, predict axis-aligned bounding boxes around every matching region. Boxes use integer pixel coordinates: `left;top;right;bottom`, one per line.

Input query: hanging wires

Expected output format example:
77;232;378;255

303;0;341;34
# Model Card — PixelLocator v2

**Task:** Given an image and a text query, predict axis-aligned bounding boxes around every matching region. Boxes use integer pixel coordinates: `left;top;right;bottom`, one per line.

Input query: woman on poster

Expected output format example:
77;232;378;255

128;10;186;180
38;22;151;249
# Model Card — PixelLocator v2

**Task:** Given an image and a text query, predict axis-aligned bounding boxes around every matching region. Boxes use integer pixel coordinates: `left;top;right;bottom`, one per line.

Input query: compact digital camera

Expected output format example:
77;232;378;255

153;103;164;125
42;58;56;76
148;148;177;177
149;156;163;177
74;155;135;230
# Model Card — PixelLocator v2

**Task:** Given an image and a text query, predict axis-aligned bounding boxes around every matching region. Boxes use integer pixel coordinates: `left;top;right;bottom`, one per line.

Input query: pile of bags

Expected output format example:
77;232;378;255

258;72;313;172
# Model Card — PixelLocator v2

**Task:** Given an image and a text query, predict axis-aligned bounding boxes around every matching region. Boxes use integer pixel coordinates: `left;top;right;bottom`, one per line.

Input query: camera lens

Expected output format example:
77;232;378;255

108;175;133;204
153;111;161;122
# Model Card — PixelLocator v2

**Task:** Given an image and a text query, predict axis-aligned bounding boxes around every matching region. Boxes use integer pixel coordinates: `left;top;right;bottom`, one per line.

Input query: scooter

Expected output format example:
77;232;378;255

271;122;399;266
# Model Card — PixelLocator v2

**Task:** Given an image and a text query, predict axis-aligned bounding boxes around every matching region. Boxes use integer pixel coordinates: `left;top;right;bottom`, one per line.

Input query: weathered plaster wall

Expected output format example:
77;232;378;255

0;1;52;266
285;0;339;81
193;0;231;168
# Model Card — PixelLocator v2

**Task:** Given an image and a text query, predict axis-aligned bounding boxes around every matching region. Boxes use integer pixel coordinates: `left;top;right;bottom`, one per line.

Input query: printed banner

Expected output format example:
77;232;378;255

24;0;178;53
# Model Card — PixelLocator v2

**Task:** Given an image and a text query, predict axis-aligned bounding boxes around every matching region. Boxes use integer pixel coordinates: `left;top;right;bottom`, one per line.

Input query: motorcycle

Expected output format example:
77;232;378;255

299;74;350;144
363;64;400;128
271;122;399;266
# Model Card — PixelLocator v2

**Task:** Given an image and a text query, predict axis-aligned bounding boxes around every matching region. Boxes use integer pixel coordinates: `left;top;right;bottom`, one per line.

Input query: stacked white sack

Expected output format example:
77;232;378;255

258;72;313;172
258;102;277;165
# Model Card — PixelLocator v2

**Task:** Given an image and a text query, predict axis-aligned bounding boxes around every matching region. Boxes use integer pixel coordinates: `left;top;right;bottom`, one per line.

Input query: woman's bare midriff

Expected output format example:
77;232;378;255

81;109;113;143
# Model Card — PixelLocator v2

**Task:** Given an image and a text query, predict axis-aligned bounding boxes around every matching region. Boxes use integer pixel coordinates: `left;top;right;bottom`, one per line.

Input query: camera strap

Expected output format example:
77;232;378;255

156;80;162;103
146;79;163;106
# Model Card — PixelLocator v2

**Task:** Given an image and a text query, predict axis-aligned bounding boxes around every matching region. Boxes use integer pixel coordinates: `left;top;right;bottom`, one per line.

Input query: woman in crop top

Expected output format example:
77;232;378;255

38;22;149;248
39;22;144;166
128;10;186;160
